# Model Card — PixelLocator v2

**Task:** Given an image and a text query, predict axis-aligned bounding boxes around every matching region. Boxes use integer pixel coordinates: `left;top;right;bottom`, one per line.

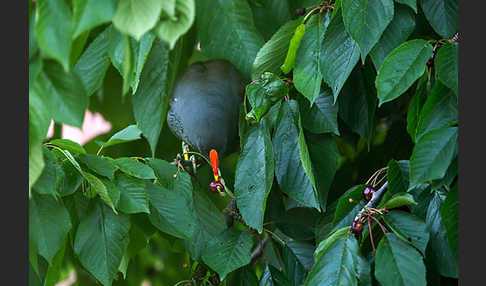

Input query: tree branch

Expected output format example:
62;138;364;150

250;236;269;265
354;182;388;221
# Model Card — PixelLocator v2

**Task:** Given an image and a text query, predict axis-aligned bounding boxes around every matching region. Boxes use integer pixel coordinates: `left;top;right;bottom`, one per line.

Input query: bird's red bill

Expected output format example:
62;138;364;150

210;149;219;181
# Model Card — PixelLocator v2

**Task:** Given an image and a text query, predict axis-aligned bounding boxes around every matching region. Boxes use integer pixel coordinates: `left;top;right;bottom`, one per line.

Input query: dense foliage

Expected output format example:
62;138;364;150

29;0;458;285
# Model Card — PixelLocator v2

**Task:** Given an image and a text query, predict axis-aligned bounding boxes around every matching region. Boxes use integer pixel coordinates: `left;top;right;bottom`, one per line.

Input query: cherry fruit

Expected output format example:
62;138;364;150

363;186;376;201
351;219;364;234
209;180;224;193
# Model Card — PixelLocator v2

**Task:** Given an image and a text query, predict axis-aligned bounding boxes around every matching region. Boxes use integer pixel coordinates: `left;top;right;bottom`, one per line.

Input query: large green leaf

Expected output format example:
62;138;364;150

116;173;150;214
250;0;292;41
113;0;162;40
320;10;360;101
426;192;458;277
409;127;458;189
406;74;428;142
369;4;416;70
72;0;116;38
35;0;72;71
415;81;457;141
299;88;339;135
314;227;349;262
154;0;195;49
305;234;359;286
396;0;417;12
374;233;426;286
202;228;253;280
82;172;117;213
421;0;457;38
435;42;458;94
376;39;433;106
102;125;143;149
43;237;67;286
234;124;274;233
306;133;339;210
112;158;156;179
383;210;429;254
74;26;111;96
78;154;118;180
58;161;83;197
342;0;394;62
273;100;319;210
252;19;301;80
196;0;265;79
29;192;72;263
294;14;330;104
260;265;293;286
440;183;458;261
130;33;156;94
387;159;410;195
32;152;64;198
146;161;196;239
74;199;131;286
184;190;228;260
338;64;377;145
132;42;170;156
39;61;88;128
47;139;86;155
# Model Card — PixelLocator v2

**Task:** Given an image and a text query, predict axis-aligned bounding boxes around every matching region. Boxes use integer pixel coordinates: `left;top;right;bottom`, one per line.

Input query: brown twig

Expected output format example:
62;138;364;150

250;236;269;265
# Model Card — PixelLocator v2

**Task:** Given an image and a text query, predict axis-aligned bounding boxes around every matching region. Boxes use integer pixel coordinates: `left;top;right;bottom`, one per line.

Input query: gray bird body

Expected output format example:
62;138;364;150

167;59;244;156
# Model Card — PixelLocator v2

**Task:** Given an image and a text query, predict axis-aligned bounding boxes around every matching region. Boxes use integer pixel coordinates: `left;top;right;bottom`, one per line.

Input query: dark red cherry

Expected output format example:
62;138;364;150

351;219;364;234
363;186;376;201
209;180;224;193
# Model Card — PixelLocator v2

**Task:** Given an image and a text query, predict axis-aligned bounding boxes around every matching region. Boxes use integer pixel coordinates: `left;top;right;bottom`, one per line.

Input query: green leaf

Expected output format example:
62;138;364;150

196;0;265;79
409;127;458;189
342;0;394;62
130;33;156;94
383;192;417;209
395;0;417;13
58;161;83;197
78;154;118;180
273;100;319;210
294;14;330;104
260;265;293;286
29;6;39;60
146;167;196;239
82;172;117;214
113;0;162;40
320;10;360;100
374;233;426;286
112;158;156;179
370;4;416;70
338;64;377;145
376;39;433;106
440;183;458;260
29;192;72;263
306;133;339;210
35;0;73;71
33;154;64;198
250;0;292;41
421;0;457;38
387;159;410;195
43;237;67;286
47;139;86;155
305;234;359;286
115;173;150;214
426;192;458;277
245;72;288;123
132;42;170;156
383;210;429;254
314;226;349;262
39;61;88;128
252;19;301;80
435;42;458;94
299;88;339;135
102;125;143;149
185;190;228;260
357;253;372;286
202;228;253;280
74;26;111;96
234;124;274;233
72;0;116;38
332;185;366;231
99;177;121;208
74;199;130;286
415;81;457;141
280;23;306;74
406;74;428;142
154;0;195;49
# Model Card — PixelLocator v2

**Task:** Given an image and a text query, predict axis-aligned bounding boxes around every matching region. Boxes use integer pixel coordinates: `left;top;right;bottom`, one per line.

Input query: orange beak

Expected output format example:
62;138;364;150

209;149;219;182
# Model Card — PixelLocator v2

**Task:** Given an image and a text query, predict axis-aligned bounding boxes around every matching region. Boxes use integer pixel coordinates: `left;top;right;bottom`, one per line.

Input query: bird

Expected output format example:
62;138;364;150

166;59;244;160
